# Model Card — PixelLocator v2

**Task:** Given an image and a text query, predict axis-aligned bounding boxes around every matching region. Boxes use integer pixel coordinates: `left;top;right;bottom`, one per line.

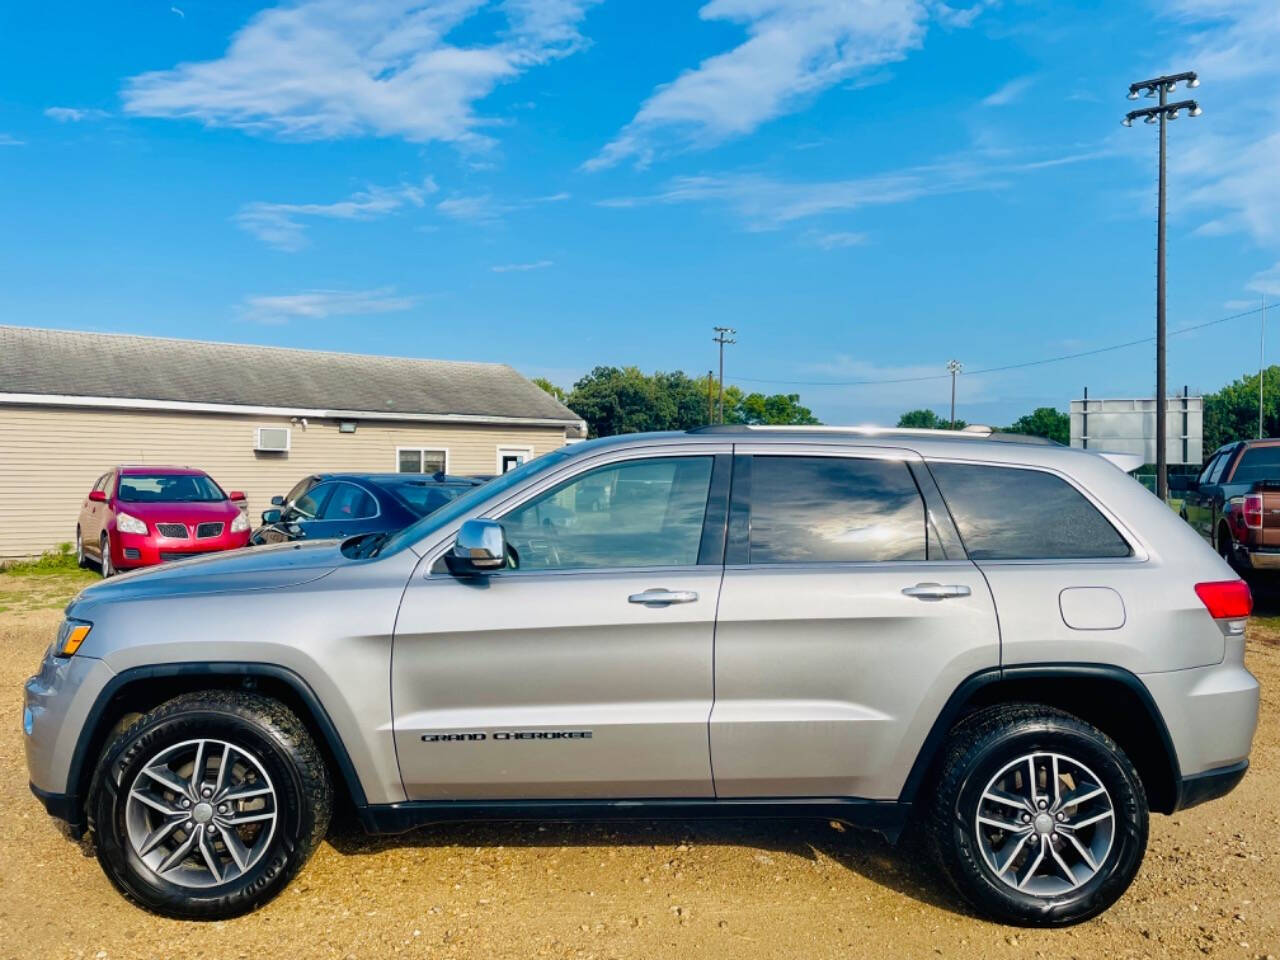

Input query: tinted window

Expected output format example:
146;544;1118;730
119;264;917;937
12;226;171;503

930;462;1131;560
321;483;377;520
288;482;332;520
375;478;471;516
117;473;225;503
1230;446;1280;484
749;456;926;563
1207;449;1234;484
500;456;713;571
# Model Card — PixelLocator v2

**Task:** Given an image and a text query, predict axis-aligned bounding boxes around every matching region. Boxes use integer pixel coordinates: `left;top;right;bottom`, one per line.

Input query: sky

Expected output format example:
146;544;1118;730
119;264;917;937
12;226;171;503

1;0;1277;427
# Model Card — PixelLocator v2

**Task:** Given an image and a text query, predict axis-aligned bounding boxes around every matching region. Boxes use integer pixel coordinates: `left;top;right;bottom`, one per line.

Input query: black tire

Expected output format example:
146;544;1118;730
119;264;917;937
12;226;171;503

927;704;1148;927
88;690;332;920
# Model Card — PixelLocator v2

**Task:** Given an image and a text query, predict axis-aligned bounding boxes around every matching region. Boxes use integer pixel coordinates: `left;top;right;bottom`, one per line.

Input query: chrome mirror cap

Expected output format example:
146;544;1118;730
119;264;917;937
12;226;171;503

451;518;507;572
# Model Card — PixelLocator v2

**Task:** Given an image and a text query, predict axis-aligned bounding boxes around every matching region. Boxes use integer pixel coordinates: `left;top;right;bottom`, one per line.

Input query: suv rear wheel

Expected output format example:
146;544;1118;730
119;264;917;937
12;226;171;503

88;690;332;920
927;704;1148;926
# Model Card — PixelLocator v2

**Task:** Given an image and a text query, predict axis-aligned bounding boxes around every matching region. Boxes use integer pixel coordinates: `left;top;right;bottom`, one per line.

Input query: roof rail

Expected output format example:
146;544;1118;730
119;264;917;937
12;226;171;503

685;424;1061;445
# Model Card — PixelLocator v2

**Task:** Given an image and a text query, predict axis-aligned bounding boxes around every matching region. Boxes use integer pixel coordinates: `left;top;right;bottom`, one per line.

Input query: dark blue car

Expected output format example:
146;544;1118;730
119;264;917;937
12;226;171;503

251;472;487;545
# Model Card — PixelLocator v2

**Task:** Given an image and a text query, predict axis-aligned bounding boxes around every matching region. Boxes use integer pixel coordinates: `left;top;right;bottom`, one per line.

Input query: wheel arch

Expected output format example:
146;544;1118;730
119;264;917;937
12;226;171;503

69;662;367;829
901;664;1181;815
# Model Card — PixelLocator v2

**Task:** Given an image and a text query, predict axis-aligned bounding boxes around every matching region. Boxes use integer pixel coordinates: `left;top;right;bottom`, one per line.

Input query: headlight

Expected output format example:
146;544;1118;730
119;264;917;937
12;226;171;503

116;512;148;535
230;510;250;533
55;618;92;657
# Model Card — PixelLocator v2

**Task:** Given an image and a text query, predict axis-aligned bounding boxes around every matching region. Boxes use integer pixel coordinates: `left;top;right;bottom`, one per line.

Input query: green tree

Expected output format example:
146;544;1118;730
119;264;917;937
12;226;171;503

897;409;966;430
531;377;566;403
1004;406;1070;444
1203;366;1280;453
732;392;820;425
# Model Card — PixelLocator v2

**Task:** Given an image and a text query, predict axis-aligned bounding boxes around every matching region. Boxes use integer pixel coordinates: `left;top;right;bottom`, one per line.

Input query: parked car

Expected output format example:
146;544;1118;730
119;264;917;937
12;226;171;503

75;466;251;576
251;472;487;545
28;426;1256;924
1171;438;1280;573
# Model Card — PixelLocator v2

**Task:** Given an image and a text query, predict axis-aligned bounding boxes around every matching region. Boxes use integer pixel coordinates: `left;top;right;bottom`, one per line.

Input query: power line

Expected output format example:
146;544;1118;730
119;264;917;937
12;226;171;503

733;304;1268;387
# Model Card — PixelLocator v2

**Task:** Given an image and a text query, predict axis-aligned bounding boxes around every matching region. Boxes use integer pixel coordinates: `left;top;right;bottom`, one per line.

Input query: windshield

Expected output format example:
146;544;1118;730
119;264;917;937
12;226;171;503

372;478;475;517
377;448;577;557
117;473;226;503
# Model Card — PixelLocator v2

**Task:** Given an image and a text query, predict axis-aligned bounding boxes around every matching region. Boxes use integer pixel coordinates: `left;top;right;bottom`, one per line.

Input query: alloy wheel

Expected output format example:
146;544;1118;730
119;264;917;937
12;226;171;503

974;751;1116;897
100;534;113;577
124;738;278;889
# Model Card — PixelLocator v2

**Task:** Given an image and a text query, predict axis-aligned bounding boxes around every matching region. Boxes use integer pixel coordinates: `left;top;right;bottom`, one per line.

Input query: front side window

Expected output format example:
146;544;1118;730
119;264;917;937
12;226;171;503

499;456;713;571
930;462;1131;560
747;456;927;563
117;473;226;503
1229;445;1280;484
287;482;333;521
321;483;377;520
398;448;447;474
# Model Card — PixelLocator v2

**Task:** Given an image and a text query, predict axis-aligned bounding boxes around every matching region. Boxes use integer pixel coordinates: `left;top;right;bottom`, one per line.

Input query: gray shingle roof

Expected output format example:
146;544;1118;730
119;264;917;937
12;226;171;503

0;325;580;425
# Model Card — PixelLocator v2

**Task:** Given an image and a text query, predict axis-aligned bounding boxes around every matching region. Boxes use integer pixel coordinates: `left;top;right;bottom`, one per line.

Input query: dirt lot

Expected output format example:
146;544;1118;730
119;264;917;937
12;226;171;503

1;569;1278;960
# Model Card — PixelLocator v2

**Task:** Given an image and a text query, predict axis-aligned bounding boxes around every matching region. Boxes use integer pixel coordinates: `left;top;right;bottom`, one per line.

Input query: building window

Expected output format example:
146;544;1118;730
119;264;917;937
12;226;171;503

397;448;448;474
497;446;533;474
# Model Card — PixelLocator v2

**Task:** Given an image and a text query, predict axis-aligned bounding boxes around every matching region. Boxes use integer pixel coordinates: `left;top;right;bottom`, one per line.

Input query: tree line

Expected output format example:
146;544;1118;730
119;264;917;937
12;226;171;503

534;367;818;437
895;406;1070;444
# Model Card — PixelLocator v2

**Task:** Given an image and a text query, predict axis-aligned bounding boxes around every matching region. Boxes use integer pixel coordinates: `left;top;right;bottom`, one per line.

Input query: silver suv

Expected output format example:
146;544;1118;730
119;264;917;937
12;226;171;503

24;427;1259;925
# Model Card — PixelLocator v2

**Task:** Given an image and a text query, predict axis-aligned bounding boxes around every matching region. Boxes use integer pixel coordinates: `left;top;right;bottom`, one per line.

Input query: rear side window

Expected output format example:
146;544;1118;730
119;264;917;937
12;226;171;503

1207;449;1233;484
748;456;926;563
321;483;378;520
1230;445;1280;484
929;462;1131;560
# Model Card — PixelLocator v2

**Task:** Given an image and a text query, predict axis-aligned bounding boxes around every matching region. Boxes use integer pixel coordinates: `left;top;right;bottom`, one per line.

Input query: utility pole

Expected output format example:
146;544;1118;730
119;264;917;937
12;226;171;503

1124;70;1201;500
1262;295;1268;438
707;369;715;426
946;359;963;429
713;327;736;424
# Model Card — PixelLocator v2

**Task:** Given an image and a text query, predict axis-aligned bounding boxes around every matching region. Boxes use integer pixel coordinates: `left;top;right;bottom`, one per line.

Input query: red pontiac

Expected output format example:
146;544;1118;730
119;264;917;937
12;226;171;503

75;466;251;576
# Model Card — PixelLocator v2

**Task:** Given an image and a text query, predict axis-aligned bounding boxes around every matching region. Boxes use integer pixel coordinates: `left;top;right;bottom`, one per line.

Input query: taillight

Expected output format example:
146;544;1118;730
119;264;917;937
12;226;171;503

1195;580;1253;619
1244;494;1263;528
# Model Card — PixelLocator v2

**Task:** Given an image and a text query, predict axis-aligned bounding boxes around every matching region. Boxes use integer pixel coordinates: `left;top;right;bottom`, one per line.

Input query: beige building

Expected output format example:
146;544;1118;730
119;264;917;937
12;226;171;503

0;326;584;558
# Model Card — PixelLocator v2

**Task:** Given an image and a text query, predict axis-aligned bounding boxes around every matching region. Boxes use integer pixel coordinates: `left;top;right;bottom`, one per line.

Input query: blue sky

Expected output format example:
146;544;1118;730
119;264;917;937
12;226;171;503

1;0;1277;426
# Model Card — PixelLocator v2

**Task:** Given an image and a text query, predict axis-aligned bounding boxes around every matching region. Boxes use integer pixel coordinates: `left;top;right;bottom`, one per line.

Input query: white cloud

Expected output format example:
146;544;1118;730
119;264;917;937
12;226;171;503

586;0;985;170
980;74;1033;107
121;0;600;150
807;230;868;249
1249;263;1280;297
234;178;436;250
238;287;416;324
491;259;554;272
600;148;1101;231
0;133;24;146
44;107;110;123
436;189;570;224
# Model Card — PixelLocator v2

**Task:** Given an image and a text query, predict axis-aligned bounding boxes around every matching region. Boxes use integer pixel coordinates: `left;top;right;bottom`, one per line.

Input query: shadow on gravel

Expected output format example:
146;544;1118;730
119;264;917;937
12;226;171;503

325;817;970;917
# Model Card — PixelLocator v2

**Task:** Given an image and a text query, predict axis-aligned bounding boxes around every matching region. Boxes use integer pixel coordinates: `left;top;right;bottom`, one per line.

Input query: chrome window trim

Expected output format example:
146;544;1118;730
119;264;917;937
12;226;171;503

922;455;1150;564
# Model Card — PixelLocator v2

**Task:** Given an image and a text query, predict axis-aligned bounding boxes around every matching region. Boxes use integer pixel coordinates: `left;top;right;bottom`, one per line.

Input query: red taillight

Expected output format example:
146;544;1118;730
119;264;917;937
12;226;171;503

1244;494;1263;529
1195;580;1253;619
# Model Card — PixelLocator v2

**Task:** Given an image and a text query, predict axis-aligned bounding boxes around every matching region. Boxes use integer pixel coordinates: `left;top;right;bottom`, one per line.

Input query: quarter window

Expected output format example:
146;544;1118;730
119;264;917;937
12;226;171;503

398;448;447;474
499;456;714;571
747;456;927;564
929;462;1131;560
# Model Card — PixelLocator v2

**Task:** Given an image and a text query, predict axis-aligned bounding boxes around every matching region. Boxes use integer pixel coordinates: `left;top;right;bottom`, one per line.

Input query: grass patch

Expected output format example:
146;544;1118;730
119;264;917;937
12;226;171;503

1;542;85;576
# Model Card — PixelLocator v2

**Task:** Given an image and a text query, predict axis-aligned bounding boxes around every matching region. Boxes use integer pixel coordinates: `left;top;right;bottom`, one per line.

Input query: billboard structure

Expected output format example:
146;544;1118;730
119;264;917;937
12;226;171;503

1069;391;1202;465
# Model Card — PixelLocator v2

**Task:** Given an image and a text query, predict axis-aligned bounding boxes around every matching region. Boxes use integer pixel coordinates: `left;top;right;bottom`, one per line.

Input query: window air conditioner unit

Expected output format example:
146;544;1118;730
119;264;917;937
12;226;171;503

254;426;291;452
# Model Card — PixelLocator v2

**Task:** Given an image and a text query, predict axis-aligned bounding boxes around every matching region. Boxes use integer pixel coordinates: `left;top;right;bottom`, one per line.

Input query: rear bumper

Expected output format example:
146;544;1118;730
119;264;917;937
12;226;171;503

1175;760;1249;811
1244;548;1280;570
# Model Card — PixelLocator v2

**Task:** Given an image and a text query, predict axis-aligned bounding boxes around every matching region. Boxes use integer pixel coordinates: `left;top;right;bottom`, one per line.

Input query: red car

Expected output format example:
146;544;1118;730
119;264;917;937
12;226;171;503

76;466;251;576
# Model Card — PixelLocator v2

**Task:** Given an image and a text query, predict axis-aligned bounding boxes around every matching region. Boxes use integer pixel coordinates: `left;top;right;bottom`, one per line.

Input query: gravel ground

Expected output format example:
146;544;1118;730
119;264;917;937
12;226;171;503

1;569;1277;960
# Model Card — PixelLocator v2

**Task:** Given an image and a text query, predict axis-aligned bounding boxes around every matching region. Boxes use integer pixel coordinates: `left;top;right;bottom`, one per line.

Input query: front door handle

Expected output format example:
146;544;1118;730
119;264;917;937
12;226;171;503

628;589;699;606
902;583;972;601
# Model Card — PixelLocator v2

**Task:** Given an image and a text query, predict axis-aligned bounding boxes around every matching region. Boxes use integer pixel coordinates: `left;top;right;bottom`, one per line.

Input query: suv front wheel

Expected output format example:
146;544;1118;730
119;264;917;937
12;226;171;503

927;704;1148;926
89;690;332;919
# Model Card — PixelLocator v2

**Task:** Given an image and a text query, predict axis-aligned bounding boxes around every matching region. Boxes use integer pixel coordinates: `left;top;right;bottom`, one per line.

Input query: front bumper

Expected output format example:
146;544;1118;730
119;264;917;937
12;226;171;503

113;528;250;568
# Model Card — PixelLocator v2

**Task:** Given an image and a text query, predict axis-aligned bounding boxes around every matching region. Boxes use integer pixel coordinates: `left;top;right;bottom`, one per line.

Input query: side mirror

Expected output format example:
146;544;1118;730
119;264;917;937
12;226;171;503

261;509;282;524
229;490;246;502
271;495;285;506
88;490;107;503
446;519;507;576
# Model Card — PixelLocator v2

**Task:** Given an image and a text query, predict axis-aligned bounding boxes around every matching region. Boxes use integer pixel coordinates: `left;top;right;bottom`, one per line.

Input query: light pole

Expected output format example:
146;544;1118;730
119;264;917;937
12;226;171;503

1123;70;1201;500
713;326;736;424
946;359;962;429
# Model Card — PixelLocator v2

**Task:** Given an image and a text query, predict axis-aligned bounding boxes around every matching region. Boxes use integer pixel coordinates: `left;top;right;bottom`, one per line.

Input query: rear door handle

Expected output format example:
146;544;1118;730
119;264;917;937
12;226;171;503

628;589;699;606
902;583;972;601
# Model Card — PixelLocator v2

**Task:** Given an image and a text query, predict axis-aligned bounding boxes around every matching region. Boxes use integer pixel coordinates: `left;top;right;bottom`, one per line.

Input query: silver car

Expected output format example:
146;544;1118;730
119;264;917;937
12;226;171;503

24;426;1259;924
